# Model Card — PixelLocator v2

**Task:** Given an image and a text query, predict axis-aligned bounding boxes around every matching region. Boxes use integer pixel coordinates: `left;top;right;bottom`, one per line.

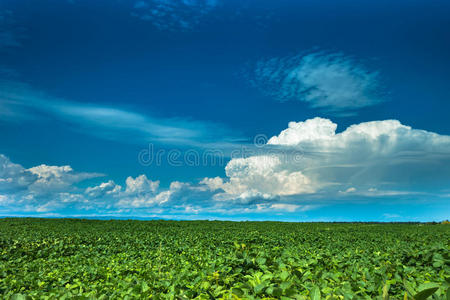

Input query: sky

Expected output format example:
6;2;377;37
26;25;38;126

0;0;449;221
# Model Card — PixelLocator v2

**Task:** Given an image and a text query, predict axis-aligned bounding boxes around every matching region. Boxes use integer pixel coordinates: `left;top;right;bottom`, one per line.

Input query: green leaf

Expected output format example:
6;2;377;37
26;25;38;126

403;280;416;296
280;270;290;281
280;281;291;291
256;257;266;265
310;286;321;300
383;283;390;300
142;281;149;293
413;287;439;300
254;283;266;294
232;287;245;297
432;261;443;268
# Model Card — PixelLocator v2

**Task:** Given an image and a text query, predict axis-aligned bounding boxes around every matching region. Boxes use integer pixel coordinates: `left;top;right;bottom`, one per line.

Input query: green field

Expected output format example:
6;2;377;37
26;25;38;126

0;219;448;299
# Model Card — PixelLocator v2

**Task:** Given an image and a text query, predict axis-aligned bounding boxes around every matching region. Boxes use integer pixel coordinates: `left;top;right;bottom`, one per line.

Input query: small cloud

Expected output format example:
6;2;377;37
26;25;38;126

125;174;159;194
85;180;122;198
339;187;356;193
0;194;9;204
253;203;317;213
383;213;402;219
131;0;220;31
248;51;385;114
200;176;224;191
269;203;300;212
26;164;103;194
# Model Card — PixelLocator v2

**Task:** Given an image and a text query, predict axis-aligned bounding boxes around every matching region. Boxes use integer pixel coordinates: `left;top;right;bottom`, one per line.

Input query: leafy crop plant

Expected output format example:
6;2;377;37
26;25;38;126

0;219;448;299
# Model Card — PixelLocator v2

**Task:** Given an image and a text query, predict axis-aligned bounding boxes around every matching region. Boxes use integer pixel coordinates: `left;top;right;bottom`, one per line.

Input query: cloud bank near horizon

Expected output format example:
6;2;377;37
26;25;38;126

1;118;450;218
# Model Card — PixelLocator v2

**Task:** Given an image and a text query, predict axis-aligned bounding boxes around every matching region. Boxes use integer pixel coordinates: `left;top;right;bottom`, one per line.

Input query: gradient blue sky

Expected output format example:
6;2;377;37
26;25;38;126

0;0;449;221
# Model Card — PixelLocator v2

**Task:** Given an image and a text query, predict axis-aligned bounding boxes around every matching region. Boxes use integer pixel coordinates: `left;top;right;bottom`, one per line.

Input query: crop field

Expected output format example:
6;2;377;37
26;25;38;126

0;219;448;299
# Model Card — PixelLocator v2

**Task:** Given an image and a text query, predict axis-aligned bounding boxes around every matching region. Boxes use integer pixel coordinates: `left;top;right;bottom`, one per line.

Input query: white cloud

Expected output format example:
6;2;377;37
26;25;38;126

340;187;356;194
267;203;301;212
84;175;188;209
207;117;450;200
262;203;318;213
220;156;314;198
115;179;188;208
383;213;402;219
267;117;337;145
125;174;159;194
0;194;9;205
250;51;383;113
85;180;122;198
27;164;102;194
0;154;102;211
199;176;224;191
268;117;450;157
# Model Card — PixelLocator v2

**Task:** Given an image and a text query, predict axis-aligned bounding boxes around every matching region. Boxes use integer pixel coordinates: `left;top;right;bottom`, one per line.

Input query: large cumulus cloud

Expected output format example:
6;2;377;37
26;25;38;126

206;117;450;200
202;156;314;201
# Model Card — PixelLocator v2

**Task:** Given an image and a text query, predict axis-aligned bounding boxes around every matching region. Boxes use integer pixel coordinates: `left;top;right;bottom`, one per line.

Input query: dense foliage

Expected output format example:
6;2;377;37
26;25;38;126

0;219;448;299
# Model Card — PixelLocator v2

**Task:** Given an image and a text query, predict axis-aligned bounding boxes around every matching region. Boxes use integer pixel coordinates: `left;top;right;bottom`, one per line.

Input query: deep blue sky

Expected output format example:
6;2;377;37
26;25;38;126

0;0;449;221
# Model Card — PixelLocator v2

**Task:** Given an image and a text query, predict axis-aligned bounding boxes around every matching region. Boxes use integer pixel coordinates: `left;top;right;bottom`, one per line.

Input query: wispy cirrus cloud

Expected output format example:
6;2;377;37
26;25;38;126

0;79;238;146
131;0;220;31
248;51;385;114
0;6;236;146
